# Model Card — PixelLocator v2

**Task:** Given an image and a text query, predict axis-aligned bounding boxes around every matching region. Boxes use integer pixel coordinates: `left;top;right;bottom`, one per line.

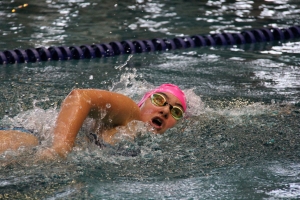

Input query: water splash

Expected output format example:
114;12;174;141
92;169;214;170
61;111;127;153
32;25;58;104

109;68;205;117
109;68;153;100
114;54;133;70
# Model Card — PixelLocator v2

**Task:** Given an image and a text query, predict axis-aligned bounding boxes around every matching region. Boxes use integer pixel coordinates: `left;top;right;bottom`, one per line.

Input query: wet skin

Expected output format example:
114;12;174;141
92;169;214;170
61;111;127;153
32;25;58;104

0;90;184;158
139;92;183;134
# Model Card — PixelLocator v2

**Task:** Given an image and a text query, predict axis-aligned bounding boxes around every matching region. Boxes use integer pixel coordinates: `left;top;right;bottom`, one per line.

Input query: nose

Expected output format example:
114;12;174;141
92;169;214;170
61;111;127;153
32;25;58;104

159;104;171;119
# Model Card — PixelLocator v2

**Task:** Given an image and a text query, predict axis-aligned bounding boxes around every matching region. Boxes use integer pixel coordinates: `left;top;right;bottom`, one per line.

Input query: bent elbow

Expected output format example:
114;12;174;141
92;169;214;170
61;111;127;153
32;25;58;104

68;89;82;96
64;89;90;106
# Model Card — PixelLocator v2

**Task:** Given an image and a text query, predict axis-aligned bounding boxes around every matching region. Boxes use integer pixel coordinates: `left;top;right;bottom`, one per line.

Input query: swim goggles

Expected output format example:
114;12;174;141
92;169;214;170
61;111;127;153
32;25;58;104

150;93;184;120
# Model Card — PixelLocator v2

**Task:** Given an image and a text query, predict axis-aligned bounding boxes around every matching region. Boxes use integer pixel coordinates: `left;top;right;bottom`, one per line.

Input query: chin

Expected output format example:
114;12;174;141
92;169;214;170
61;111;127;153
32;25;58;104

155;129;165;134
148;125;165;134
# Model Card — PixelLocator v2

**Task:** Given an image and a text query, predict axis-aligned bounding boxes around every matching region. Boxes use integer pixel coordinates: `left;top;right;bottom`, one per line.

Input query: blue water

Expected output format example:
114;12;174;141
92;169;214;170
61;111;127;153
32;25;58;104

0;0;300;199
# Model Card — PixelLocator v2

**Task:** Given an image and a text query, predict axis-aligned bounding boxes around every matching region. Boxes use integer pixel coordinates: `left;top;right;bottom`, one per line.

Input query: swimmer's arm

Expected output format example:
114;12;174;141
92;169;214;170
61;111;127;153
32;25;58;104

51;89;141;158
0;130;38;154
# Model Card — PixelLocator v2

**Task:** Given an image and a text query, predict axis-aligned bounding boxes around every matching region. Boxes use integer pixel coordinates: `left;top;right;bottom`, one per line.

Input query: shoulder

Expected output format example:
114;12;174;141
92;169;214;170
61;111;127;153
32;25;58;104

69;88;128;98
68;88;137;106
73;89;141;121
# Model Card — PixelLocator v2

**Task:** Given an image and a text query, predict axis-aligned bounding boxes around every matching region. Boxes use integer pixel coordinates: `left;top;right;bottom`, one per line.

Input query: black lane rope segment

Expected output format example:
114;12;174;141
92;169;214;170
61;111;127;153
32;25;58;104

1;25;300;65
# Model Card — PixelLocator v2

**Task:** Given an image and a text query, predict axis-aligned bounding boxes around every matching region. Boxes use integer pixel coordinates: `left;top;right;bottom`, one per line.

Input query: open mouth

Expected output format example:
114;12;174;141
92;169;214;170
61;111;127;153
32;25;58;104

152;117;163;128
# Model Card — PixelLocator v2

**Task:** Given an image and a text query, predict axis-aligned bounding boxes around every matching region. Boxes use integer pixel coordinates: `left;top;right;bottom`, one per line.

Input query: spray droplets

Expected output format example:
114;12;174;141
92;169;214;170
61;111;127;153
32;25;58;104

115;55;133;70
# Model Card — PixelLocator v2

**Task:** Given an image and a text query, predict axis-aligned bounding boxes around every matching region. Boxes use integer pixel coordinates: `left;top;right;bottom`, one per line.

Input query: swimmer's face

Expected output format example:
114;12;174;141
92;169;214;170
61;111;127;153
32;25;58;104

139;92;184;134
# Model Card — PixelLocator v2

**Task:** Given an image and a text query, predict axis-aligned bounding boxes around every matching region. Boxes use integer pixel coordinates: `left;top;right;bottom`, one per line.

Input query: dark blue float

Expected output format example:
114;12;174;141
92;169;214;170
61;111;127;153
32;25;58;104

1;25;300;64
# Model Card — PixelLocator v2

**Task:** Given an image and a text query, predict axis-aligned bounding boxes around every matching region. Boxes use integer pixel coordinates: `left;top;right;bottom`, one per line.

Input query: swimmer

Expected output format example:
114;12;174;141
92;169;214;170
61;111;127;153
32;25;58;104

0;83;186;158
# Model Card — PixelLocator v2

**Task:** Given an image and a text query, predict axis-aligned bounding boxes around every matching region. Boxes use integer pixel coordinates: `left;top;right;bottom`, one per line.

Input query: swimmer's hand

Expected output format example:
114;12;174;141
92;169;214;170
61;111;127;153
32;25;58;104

35;145;70;161
35;148;61;161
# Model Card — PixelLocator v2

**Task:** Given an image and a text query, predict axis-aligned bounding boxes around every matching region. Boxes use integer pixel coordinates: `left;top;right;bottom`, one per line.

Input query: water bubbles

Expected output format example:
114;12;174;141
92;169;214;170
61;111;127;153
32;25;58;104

271;99;276;104
100;109;107;120
106;103;111;108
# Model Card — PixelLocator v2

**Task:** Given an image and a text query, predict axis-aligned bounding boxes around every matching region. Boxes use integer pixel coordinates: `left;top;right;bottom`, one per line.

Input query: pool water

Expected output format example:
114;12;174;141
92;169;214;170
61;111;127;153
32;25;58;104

0;0;300;199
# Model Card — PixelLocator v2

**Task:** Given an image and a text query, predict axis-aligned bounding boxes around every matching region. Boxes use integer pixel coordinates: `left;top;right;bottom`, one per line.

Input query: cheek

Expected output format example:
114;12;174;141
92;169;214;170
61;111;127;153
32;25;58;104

141;108;153;114
140;100;160;115
166;118;177;129
140;106;155;121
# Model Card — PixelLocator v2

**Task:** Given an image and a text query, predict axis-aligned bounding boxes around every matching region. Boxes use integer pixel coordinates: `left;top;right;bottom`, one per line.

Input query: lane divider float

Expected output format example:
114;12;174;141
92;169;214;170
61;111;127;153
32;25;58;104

1;25;300;65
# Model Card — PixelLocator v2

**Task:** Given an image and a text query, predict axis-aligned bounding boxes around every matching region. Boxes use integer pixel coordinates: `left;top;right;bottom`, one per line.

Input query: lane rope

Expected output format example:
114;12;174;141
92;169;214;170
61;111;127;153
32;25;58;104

1;25;300;64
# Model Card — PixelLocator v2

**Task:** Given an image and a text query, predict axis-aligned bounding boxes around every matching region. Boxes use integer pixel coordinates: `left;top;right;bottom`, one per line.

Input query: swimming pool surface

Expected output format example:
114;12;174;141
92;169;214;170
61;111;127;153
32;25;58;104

0;0;300;199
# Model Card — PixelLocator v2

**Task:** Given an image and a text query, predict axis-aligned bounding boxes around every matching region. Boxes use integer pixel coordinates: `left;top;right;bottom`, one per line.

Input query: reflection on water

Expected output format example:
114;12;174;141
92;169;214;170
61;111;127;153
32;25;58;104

262;41;300;54
1;0;300;49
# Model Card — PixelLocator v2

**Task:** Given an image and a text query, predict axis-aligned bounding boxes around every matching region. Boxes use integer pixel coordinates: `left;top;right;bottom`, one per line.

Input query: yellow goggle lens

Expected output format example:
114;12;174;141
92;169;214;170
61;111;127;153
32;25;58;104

151;93;166;106
170;106;184;120
150;93;184;120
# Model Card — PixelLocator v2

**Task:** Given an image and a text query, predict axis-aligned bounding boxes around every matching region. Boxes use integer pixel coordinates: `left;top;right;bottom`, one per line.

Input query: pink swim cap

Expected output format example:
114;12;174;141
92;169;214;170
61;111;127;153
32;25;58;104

137;83;187;112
